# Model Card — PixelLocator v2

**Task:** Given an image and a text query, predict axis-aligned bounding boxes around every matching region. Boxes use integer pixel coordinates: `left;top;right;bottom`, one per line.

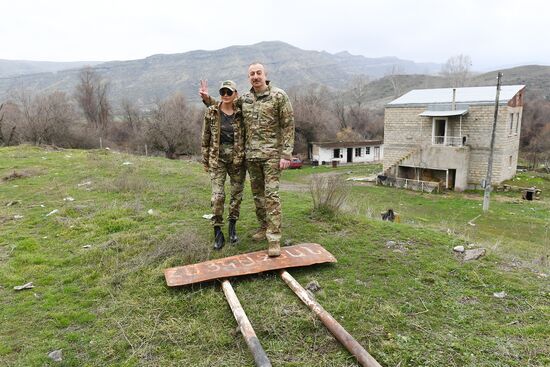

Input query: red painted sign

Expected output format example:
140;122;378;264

164;243;336;287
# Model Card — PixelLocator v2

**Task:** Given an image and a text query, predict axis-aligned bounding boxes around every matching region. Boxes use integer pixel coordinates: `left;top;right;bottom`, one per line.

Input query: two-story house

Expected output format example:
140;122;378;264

382;85;525;191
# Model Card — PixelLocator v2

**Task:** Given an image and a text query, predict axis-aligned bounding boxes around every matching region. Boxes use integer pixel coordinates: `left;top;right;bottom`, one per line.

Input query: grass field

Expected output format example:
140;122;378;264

1;146;548;366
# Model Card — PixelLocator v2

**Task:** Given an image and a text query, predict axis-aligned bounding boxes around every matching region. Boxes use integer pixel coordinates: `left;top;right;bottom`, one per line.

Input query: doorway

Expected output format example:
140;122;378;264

448;169;456;190
433;118;447;144
373;146;380;161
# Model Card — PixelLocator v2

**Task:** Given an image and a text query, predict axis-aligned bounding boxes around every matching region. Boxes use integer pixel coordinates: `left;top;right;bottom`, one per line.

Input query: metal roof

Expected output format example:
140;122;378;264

419;109;469;117
388;85;525;106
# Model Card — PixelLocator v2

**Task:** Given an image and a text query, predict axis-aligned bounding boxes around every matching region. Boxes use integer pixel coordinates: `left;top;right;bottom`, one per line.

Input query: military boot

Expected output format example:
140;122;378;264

228;219;239;245
252;226;267;241
213;226;225;250
268;241;281;257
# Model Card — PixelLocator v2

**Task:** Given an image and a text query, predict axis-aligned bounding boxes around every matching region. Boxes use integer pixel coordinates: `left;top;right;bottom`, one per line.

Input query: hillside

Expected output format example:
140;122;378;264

470;65;550;99
361;65;550;107
2;43;549;111
0;41;440;107
0;145;548;366
0;59;102;78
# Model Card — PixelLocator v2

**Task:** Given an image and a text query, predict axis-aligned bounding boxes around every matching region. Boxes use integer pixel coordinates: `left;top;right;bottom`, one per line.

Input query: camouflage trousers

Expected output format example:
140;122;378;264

247;158;282;243
209;144;246;226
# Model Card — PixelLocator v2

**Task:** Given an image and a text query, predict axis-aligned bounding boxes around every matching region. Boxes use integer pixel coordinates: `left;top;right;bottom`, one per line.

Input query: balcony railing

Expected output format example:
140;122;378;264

432;136;464;147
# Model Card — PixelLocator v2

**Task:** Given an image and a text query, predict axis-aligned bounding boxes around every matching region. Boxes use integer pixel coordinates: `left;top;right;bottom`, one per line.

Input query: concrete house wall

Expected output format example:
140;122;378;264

311;142;384;164
383;86;524;191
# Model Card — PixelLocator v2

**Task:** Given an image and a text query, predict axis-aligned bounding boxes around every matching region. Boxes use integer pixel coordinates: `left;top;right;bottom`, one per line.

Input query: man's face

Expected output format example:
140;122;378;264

248;64;267;91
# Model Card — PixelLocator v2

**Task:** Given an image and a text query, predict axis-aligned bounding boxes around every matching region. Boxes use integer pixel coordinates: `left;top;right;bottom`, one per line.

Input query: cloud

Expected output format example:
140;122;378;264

1;0;548;69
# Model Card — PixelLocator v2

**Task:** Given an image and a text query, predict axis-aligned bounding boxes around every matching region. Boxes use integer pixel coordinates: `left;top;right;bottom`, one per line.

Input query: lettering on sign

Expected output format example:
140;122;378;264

164;243;337;287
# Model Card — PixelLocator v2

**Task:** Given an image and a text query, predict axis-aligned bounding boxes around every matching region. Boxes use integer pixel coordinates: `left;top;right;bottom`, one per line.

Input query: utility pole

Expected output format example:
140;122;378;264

483;72;503;212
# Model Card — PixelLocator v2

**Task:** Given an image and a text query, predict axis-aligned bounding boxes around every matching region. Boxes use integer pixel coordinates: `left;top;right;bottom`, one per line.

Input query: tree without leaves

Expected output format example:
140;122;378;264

335;76;382;140
0;102;21;146
120;99;144;134
440;54;472;87
12;90;76;146
386;65;403;98
349;75;369;109
145;93;201;159
74;67;111;131
331;96;348;130
521;99;550;169
290;86;338;153
104;99;147;150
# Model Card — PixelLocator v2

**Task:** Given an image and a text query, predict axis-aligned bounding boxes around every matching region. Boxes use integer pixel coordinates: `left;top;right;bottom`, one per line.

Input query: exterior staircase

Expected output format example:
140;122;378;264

382;146;423;177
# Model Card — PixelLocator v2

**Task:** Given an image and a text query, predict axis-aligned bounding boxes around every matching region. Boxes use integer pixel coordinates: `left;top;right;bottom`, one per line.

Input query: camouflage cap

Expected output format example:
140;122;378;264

219;80;237;92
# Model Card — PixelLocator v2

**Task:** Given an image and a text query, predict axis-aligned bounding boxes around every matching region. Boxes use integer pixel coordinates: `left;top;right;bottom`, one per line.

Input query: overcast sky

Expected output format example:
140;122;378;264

2;0;548;70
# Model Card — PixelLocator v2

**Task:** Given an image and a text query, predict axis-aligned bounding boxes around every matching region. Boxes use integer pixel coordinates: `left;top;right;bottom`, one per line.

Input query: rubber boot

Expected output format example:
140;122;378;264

213;226;225;250
268;241;281;257
228;219;239;245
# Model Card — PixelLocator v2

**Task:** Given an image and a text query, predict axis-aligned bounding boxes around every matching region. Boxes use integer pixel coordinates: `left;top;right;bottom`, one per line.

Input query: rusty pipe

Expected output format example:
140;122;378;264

220;279;272;367
279;270;382;367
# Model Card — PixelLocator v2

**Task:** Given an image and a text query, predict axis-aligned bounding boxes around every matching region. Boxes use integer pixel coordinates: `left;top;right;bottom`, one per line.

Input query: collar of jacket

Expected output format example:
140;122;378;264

215;101;241;115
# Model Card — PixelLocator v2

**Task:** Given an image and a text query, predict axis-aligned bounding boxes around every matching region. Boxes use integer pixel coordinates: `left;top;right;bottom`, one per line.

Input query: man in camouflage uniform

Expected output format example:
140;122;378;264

201;80;246;249
200;63;294;256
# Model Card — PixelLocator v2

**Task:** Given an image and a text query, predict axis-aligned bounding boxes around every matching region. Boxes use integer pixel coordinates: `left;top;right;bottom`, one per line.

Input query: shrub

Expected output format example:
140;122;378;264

309;174;351;216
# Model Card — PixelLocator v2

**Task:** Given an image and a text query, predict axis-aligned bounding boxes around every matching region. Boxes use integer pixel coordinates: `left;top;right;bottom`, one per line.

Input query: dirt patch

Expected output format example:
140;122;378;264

280;182;309;192
1;168;43;182
458;296;479;305
0;245;15;262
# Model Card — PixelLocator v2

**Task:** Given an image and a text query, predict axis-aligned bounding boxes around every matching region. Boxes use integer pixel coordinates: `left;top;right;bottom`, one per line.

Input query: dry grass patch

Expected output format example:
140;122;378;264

105;229;210;288
1;168;43;182
101;172;156;193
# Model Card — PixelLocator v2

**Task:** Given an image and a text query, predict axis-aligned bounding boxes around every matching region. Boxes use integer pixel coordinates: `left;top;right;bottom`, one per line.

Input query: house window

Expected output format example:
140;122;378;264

515;113;520;134
509;113;514;135
365;147;371;154
355;147;362;157
333;149;340;158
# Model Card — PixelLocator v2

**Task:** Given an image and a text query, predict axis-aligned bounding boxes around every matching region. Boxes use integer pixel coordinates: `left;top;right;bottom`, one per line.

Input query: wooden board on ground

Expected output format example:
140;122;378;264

164;243;336;287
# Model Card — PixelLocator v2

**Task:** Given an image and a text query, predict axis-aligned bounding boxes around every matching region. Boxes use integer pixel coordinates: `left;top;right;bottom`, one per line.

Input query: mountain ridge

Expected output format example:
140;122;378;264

0;41;441;107
1;42;548;109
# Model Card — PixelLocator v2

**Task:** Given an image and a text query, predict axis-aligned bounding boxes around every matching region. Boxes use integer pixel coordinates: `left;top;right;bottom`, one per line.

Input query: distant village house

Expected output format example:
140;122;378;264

382;85;525;191
309;140;384;165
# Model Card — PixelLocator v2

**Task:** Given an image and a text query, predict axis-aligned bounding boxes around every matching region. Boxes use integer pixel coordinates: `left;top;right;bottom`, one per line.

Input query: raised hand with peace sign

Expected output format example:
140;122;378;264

199;79;209;102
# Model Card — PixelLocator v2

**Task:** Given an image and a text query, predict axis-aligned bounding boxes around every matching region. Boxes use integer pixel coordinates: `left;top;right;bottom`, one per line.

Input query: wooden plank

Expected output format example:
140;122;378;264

164;243;336;287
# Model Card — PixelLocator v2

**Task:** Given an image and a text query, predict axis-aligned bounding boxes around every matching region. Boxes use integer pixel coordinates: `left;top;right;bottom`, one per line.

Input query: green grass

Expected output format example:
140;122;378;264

0;146;548;366
504;171;550;192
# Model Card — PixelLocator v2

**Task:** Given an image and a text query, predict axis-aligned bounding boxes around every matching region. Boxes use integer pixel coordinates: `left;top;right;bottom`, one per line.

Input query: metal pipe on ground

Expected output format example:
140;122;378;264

220;279;271;367
279;270;382;367
164;244;379;366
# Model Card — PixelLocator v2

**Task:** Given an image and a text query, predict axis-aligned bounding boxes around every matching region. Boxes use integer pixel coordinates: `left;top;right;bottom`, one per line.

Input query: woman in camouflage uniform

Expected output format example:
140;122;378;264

201;80;246;249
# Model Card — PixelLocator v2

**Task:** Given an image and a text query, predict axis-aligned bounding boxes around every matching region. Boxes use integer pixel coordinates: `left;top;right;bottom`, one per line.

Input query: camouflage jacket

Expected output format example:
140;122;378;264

204;83;295;160
201;103;245;169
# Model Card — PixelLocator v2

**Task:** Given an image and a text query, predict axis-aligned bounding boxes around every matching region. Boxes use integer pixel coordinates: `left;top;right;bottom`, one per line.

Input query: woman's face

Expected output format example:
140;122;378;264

220;88;237;104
